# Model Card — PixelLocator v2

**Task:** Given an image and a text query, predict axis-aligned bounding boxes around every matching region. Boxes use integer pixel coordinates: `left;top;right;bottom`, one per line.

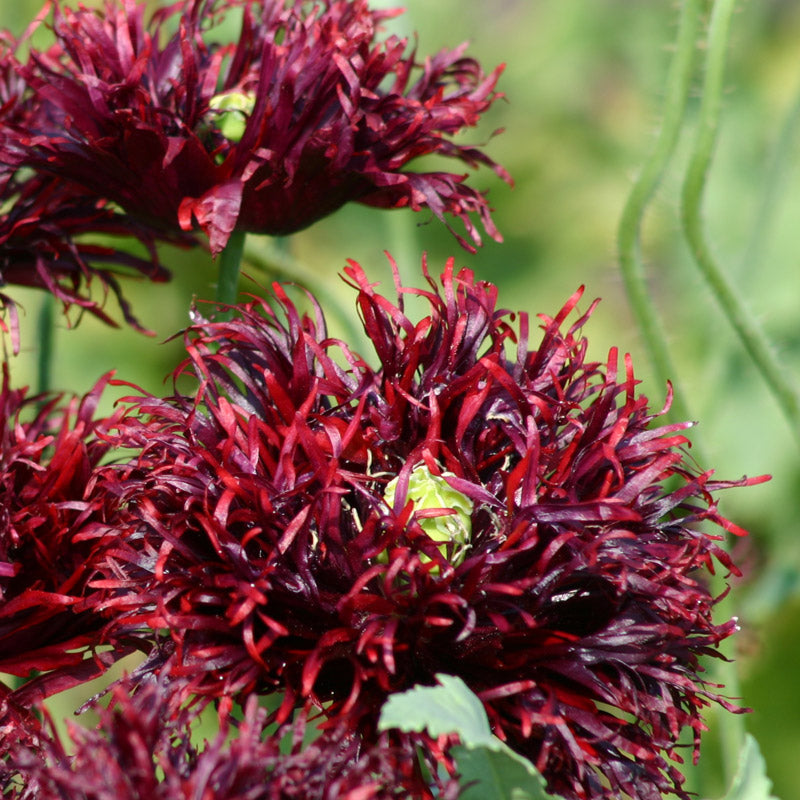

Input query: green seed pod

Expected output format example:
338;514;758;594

208;91;256;143
383;463;473;567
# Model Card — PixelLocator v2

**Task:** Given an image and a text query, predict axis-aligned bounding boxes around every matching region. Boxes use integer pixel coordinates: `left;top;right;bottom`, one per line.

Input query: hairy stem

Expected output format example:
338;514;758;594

617;0;703;428
681;0;800;445
681;0;774;786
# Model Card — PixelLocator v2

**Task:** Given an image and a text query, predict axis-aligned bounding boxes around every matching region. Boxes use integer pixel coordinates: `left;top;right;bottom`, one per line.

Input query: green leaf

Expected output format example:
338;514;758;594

378;673;493;746
715;735;780;800
378;674;564;800
454;742;557;800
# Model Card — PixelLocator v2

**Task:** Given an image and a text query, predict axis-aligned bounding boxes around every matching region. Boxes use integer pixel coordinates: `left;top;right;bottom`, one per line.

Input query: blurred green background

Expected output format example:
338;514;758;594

3;1;800;797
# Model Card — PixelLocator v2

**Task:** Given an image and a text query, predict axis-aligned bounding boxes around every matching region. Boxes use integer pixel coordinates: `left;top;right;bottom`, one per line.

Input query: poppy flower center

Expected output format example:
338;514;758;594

383;463;473;567
208;90;256;143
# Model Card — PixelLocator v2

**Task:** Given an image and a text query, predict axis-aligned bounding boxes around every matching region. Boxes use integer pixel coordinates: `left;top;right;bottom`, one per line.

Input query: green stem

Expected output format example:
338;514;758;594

36;293;55;396
680;0;769;787
681;0;800;445
216;230;247;310
616;0;703;428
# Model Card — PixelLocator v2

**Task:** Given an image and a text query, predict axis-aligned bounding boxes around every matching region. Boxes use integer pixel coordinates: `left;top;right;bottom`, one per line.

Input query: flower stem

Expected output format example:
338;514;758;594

681;0;771;787
216;230;246;310
616;0;702;428
36;293;55;396
681;0;800;445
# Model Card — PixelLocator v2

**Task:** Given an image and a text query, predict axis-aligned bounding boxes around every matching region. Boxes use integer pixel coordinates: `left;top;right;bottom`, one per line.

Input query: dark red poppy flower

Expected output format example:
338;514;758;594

16;0;510;255
0;366;135;710
90;258;765;800
0;170;178;334
3;677;459;799
0;41;179;335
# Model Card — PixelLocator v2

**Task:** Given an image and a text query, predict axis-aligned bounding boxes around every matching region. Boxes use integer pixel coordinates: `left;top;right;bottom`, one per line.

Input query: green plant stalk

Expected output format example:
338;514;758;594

216;230;247;310
617;0;703;429
681;0;800;445
36;293;55;396
681;0;770;787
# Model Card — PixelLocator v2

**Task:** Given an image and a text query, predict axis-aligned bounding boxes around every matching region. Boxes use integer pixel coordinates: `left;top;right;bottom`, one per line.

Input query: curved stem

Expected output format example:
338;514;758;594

617;0;703;429
680;0;772;787
216;230;246;311
681;0;800;445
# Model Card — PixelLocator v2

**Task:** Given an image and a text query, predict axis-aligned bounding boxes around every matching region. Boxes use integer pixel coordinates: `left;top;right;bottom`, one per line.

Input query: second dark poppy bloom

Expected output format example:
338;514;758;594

0;367;135;711
3;678;458;799
0;42;174;334
0;170;175;334
89;259;765;800
16;0;510;255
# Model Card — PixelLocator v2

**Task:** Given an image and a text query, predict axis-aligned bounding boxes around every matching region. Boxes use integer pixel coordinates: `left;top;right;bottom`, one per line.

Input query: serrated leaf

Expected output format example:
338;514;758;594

378;673;494;746
378;674;564;800
715;735;779;800
455;742;558;800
